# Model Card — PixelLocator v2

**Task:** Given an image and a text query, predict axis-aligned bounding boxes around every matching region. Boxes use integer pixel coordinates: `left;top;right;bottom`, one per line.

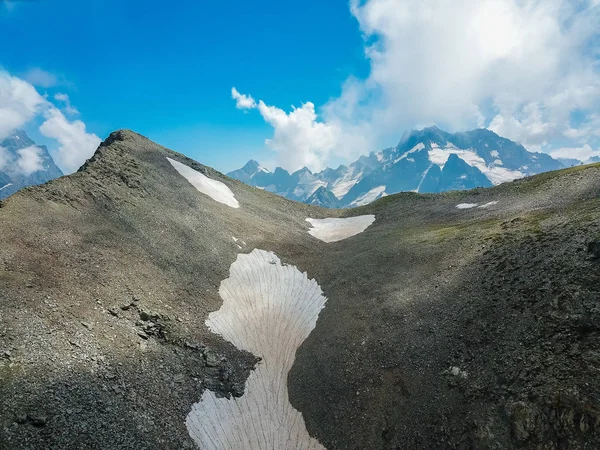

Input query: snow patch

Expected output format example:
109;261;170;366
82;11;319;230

349;186;386;207
456;201;498;209
257;164;270;174
330;169;363;199
232;236;238;242
186;250;326;449
490;150;499;158
0;183;13;191
167;158;239;208
428;147;524;185
306;215;376;243
394;142;425;164
493;159;503;166
293;176;327;199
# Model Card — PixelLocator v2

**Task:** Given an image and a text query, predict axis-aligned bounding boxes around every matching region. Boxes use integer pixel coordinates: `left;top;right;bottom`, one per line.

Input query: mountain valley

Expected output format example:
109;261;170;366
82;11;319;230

0;130;599;449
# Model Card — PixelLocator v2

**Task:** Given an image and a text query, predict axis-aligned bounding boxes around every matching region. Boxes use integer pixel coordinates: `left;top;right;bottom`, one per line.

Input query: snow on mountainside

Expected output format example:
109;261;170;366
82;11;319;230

0;130;63;199
228;127;564;208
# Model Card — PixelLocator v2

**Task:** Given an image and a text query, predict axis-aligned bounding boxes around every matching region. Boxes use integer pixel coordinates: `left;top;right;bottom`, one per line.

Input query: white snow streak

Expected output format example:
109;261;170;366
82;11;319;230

330;169;363;199
0;183;13;191
415;164;434;192
167;157;239;208
428;145;524;184
456;201;499;209
349;186;386;207
306;215;376;243
186;249;326;450
394;142;425;164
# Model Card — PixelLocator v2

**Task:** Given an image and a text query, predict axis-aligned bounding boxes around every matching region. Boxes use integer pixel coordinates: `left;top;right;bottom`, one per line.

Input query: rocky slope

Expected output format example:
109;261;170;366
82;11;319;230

1;130;599;449
229;127;564;208
0;130;63;199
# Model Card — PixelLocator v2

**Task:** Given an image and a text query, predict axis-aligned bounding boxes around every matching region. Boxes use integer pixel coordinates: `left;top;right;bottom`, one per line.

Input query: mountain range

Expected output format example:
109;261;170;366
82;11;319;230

1;130;599;449
0;130;63;200
228;127;564;208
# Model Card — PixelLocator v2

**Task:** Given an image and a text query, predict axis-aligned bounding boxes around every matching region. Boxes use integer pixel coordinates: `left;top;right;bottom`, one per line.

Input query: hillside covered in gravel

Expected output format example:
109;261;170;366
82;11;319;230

1;130;599;449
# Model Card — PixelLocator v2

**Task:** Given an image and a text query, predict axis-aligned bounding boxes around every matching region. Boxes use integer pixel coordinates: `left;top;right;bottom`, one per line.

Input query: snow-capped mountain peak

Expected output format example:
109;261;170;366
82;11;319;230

228;127;564;208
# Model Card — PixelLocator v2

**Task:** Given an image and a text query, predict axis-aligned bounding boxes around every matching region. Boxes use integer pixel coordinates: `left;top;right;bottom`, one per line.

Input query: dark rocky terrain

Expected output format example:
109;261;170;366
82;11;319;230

1;130;599;449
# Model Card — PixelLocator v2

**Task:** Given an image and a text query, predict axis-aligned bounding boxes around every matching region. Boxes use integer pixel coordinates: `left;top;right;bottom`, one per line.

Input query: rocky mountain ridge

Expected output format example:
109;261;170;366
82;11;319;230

1;129;599;449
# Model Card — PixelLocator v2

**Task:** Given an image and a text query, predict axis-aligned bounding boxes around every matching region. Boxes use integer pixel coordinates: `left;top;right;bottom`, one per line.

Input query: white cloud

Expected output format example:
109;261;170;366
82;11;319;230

54;93;80;115
0;71;47;139
0;147;11;171
343;0;600;147
0;144;44;177
16;145;44;176
256;100;341;171
0;70;99;174
231;88;371;171
233;0;600;168
550;144;600;161
231;87;256;110
23;68;59;88
39;107;101;173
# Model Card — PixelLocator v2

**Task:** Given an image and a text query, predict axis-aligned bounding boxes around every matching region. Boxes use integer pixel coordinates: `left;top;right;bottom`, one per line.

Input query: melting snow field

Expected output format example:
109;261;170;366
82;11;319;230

456;201;499;209
479;201;499;208
167;157;239;208
306;215;376;243
186;249;326;450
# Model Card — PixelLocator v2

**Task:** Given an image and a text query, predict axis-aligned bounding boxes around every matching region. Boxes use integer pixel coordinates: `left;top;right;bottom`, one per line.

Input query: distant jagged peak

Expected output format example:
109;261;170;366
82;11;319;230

0;129;36;148
242;159;261;171
227;126;563;208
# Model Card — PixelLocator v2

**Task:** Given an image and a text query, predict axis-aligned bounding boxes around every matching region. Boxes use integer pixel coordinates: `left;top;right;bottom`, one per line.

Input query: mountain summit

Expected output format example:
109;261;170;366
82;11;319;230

1;130;600;449
228;127;563;207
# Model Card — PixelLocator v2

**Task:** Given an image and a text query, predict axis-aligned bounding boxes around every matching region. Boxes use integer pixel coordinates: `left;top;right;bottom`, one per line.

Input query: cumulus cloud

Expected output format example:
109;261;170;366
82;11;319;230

234;0;600;167
40;107;101;173
0;70;100;174
0;71;47;139
231;89;371;171
345;0;600;145
257;100;341;171
231;87;256;110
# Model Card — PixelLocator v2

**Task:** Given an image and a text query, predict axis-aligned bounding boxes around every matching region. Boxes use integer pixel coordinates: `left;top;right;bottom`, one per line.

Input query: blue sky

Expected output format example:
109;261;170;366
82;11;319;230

1;0;600;174
0;0;367;171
